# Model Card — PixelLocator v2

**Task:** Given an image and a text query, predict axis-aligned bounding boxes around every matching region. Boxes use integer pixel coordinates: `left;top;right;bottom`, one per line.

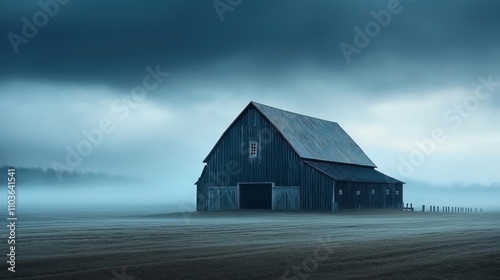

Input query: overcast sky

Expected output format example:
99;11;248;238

1;0;499;208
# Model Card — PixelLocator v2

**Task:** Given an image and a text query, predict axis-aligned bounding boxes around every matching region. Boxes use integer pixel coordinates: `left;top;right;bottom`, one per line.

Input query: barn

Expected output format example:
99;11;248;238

196;102;404;211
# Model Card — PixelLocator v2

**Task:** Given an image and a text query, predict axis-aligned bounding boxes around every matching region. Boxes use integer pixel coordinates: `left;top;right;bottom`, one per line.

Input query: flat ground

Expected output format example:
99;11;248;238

3;210;500;280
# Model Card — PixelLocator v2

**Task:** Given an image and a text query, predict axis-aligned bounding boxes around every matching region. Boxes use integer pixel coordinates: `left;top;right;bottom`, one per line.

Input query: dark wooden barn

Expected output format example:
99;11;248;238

196;102;404;211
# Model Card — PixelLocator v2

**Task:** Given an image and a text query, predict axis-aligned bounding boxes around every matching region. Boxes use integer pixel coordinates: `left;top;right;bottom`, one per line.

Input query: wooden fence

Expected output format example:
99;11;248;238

421;205;482;213
402;203;483;213
403;203;414;211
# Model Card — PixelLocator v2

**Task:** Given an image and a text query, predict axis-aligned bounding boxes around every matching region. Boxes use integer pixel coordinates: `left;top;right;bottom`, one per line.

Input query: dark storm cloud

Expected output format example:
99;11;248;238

1;0;500;94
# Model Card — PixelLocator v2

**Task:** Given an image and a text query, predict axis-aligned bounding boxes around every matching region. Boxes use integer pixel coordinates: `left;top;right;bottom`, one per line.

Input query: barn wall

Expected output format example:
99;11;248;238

197;106;302;210
334;182;403;210
302;163;334;211
196;166;208;211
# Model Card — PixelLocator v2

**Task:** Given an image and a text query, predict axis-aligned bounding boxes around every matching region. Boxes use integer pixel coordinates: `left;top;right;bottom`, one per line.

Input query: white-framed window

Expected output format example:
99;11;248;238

249;141;258;158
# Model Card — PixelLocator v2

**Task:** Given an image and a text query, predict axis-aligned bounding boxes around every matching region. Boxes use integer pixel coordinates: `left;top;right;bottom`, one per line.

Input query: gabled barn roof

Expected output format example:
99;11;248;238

252;102;376;167
304;160;403;184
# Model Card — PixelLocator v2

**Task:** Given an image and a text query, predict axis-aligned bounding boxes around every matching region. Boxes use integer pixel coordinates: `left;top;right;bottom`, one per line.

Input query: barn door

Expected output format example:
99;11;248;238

208;187;238;211
272;187;300;211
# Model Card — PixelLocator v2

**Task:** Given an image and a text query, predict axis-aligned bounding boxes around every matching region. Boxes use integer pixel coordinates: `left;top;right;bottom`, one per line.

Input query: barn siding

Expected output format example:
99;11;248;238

302;162;334;210
334;182;403;210
196;166;209;211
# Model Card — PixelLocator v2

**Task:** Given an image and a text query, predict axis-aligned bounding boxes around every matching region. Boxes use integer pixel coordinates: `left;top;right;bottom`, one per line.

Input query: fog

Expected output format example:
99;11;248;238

3;185;194;218
3;180;498;215
404;182;500;212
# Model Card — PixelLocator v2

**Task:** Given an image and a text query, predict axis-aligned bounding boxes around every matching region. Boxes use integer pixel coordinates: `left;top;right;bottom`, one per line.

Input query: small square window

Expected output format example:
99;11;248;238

249;141;258;158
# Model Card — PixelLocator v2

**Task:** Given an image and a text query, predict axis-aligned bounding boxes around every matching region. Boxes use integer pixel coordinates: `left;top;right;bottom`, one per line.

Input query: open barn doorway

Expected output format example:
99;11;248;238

239;183;272;209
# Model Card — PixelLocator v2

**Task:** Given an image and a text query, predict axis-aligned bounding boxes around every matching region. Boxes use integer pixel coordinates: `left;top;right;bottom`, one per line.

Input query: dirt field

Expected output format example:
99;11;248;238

3;210;500;280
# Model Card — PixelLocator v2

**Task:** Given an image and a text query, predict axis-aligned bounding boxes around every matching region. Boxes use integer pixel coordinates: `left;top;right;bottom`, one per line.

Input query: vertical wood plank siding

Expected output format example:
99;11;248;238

334;182;403;210
302;162;334;210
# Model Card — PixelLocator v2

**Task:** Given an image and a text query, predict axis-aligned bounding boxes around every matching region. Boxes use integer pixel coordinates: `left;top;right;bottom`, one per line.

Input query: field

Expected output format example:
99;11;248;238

2;209;500;280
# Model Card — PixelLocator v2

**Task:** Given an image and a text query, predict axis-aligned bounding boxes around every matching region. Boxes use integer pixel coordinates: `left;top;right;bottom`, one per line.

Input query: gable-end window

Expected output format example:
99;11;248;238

249;141;258;158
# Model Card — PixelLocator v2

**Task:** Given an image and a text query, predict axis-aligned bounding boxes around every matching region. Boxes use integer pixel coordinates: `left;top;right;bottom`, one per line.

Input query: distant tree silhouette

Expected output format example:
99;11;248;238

0;166;137;187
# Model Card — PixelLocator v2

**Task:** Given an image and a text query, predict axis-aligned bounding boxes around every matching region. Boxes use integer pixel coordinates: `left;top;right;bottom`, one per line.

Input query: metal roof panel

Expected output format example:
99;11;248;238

252;102;376;167
305;160;404;184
